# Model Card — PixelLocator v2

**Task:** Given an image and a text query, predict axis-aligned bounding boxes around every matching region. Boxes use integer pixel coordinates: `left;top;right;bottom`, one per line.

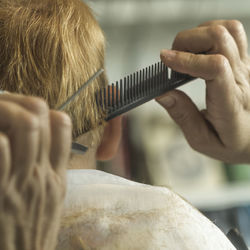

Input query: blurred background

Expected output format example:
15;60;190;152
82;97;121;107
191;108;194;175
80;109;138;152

86;0;250;246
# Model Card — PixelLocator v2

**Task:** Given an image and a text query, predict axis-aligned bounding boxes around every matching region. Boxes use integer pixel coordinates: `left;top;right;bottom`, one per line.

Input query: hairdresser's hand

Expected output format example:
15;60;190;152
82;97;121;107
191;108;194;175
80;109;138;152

0;93;72;250
157;20;250;163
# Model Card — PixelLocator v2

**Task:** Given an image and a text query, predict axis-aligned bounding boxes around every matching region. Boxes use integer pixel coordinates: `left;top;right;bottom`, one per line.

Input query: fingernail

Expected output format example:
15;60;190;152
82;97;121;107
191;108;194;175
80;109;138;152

157;95;175;108
160;49;176;61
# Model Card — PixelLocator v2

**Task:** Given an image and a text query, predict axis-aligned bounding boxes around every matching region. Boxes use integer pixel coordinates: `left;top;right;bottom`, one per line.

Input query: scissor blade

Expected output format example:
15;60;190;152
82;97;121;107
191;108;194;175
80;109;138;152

71;142;88;155
58;68;104;111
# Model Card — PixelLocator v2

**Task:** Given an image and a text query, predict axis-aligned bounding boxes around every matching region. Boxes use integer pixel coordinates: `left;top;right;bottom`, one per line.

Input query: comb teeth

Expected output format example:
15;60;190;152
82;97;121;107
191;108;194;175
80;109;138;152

96;61;195;121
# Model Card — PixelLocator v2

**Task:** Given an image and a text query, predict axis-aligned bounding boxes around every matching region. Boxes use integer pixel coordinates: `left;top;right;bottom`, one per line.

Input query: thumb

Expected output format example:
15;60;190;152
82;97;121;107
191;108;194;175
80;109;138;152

156;90;218;152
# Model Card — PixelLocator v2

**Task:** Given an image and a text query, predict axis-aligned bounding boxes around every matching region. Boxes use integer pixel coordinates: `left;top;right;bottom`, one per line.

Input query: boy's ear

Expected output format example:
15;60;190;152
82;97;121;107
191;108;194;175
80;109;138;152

96;116;123;161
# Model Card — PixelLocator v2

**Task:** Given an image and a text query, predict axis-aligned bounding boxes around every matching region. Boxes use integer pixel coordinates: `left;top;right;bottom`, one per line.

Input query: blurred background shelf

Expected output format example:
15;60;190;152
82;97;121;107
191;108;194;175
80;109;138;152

89;0;250;26
180;182;250;211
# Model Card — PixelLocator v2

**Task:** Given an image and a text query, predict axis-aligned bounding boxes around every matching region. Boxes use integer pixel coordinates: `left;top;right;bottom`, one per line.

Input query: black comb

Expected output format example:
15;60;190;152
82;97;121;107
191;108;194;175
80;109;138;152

96;61;196;121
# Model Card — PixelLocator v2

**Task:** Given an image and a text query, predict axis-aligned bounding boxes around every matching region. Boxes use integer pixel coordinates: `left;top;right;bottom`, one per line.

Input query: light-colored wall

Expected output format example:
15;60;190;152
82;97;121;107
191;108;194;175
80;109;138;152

88;0;250;106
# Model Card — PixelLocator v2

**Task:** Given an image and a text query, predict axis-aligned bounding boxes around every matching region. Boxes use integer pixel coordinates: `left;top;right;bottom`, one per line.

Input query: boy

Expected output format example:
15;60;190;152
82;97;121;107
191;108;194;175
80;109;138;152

0;0;238;249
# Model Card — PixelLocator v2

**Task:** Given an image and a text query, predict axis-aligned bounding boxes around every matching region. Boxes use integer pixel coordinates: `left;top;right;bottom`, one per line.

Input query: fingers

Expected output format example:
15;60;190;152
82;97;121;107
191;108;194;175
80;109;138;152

49;110;72;174
0;133;10;186
0;93;72;182
156;90;223;155
199;20;248;60
0;100;40;182
160;49;239;123
0;94;51;164
161;49;235;83
172;25;241;73
173;20;249;65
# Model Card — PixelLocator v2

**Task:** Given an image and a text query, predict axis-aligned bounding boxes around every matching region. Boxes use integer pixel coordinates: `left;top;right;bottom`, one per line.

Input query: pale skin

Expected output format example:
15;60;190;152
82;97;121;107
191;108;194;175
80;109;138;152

157;19;250;164
1;19;250;249
0;93;72;250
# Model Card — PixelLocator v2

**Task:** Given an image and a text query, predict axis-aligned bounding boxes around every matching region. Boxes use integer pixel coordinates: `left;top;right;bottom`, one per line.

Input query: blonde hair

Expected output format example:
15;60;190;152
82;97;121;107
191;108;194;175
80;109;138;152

0;0;107;139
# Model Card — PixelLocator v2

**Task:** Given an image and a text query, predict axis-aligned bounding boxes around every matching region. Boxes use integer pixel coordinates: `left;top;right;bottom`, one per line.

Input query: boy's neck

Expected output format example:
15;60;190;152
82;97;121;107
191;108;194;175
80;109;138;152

69;149;97;170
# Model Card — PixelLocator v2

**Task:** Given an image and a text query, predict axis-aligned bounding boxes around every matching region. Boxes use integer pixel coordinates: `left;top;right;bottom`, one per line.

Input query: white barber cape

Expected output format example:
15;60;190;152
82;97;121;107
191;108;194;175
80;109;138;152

57;169;236;250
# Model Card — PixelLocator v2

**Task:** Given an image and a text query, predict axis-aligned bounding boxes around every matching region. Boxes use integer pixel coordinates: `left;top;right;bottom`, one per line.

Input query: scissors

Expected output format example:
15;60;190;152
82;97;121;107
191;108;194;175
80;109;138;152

0;68;104;155
58;68;104;154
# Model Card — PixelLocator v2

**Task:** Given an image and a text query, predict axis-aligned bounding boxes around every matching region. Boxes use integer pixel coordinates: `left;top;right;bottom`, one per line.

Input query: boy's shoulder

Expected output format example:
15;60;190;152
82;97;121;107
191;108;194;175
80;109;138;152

58;169;236;250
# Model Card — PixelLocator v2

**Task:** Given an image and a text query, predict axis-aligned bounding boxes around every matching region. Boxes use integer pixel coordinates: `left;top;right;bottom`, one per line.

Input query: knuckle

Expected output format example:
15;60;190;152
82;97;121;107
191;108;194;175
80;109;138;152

208;54;229;75
18;112;39;130
57;112;72;127
51;111;72;128
227;19;244;35
25;96;49;115
209;25;229;43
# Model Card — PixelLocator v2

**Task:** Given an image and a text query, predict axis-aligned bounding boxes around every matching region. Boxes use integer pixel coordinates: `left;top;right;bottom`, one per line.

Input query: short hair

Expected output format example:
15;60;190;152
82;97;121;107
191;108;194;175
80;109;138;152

0;0;107;139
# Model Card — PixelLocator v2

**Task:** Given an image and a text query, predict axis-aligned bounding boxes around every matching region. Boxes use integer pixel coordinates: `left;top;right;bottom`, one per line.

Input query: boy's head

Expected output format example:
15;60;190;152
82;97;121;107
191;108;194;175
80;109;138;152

0;0;121;162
